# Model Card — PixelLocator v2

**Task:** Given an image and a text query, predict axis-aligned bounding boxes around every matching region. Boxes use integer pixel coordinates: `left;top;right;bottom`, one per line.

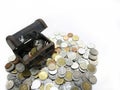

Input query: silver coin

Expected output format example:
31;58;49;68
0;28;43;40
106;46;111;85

79;60;89;70
48;69;58;75
23;54;29;62
89;59;98;66
14;78;22;87
60;51;67;58
74;78;83;87
88;75;97;84
61;42;68;48
87;43;95;49
15;63;25;72
58;66;66;75
8;55;16;62
88;54;97;61
78;48;86;55
30;67;39;76
7;74;16;80
71;62;79;69
67;52;77;60
43;78;53;84
65;58;73;66
49;74;57;80
56;39;62;45
90;48;98;56
31;79;41;89
72;71;82;81
6;80;14;90
23;77;34;86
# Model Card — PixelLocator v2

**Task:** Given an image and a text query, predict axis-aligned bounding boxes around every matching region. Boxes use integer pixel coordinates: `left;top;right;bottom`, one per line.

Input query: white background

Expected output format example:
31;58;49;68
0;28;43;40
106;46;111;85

0;0;120;90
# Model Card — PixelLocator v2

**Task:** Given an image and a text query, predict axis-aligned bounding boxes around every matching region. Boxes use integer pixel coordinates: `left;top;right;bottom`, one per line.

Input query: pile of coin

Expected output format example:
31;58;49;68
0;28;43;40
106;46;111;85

5;32;98;90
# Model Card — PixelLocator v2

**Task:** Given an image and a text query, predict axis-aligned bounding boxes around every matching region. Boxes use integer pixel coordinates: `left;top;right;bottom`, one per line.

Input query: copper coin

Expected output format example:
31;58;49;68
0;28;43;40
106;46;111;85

67;33;73;37
5;62;12;69
12;58;20;65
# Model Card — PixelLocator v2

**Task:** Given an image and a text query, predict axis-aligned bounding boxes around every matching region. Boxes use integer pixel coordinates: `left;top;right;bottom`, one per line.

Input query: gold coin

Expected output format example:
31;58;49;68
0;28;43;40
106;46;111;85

87;64;96;74
65;71;73;81
19;84;29;90
57;58;66;66
30;47;37;56
44;83;54;90
17;73;24;80
63;35;69;41
11;69;17;74
38;71;48;80
72;35;79;41
22;69;31;78
82;81;92;90
55;77;64;85
71;86;80;90
39;84;44;90
52;53;58;60
46;58;56;66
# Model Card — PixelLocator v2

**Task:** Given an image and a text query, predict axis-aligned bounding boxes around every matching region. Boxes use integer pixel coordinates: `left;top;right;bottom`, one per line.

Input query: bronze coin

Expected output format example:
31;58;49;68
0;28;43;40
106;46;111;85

5;62;12;69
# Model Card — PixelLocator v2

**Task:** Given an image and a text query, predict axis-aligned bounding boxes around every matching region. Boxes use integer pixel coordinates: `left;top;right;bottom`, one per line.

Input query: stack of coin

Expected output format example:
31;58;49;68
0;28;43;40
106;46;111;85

5;32;98;90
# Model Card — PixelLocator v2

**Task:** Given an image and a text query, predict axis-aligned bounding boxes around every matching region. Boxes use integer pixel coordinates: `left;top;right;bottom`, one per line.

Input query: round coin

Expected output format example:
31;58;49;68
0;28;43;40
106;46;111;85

90;48;98;56
44;83;54;90
65;70;73;81
88;75;97;84
68;33;73;37
87;64;97;74
88;54;97;61
78;48;86;55
57;58;66;66
19;84;29;90
38;71;48;81
71;85;81;90
55;77;64;85
15;63;25;72
6;80;14;90
31;79;41;89
48;63;56;71
71;62;79;69
72;35;79;41
72;71;82;81
81;81;92;90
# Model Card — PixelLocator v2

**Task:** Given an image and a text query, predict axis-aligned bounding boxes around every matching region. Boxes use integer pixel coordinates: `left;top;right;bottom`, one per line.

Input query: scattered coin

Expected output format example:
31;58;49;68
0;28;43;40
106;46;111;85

55;77;64;85
88;75;97;84
6;80;14;90
89;54;97;61
71;62;79;69
90;48;98;56
15;63;25;72
31;79;41;89
81;81;92;90
68;33;73;38
87;64;97;74
19;84;29;90
57;58;66;66
38;71;48;81
5;32;98;90
72;35;79;41
48;63;56;71
65;70;73;81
